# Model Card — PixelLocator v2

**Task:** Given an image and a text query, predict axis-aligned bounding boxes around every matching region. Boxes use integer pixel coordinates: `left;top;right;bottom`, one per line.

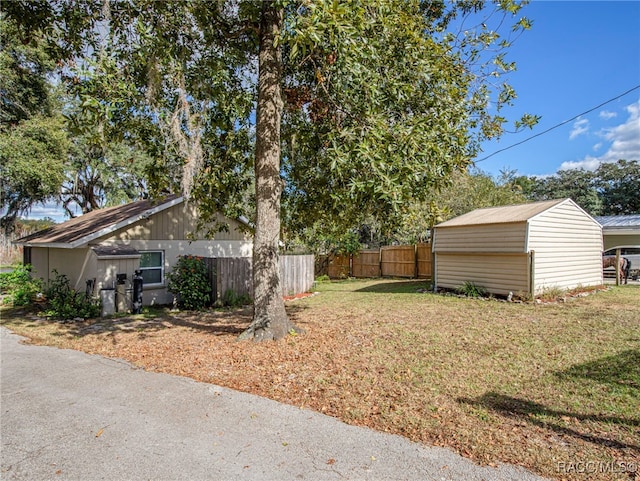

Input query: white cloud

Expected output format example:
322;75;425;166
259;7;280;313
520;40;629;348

558;157;601;171
559;100;640;171
599;110;617;120
24;203;68;223
593;142;603;151
569;118;589;140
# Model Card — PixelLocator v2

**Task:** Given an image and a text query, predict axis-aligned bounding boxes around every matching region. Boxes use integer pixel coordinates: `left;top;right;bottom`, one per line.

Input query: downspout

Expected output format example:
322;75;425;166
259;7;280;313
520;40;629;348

529;250;535;299
525;222;533;298
431;228;438;292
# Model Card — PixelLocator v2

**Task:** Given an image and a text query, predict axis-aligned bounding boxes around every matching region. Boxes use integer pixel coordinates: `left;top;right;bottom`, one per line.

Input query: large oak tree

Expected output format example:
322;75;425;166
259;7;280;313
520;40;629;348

5;0;535;340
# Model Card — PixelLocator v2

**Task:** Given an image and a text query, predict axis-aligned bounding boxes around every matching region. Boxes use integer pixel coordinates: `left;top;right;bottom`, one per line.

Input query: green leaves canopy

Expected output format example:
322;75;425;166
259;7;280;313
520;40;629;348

27;0;533;236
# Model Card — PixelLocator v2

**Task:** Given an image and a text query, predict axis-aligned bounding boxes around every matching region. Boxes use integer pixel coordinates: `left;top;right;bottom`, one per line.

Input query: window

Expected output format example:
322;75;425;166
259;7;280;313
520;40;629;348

139;251;164;286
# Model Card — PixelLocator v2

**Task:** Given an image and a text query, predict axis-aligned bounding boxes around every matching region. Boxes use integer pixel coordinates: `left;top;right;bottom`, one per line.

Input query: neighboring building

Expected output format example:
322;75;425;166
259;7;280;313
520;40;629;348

595;214;640;251
432;199;603;297
595;214;640;280
14;195;253;307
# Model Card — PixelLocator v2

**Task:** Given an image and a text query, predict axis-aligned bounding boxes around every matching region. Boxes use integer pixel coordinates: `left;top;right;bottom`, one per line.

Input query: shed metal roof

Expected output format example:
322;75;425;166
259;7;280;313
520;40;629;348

435;199;567;228
595;215;640;230
15;195;182;248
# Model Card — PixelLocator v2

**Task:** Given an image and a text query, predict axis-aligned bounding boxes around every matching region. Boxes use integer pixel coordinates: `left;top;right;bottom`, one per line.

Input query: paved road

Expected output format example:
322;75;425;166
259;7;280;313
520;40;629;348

1;327;547;481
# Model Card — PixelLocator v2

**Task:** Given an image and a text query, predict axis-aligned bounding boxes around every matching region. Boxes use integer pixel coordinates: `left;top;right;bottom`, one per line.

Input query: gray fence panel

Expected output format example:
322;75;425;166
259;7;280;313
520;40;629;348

206;255;314;303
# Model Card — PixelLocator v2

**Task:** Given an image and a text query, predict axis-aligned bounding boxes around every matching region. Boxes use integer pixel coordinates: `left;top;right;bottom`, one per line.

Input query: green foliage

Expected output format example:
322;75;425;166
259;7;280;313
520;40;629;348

525;168;602;215
166;255;211;310
0;12;68;232
456;281;488;298
43;270;101;319
0;264;43;307
0;12;56;126
8;0;538;335
221;289;252;308
537;286;565;302
0;114;68;230
315;275;331;283
595;159;640;215
285;224;362;256
519;159;640;216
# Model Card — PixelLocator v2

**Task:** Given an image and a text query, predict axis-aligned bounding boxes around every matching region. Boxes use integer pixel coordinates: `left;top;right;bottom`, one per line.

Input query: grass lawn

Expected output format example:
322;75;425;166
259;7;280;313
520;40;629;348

2;279;639;480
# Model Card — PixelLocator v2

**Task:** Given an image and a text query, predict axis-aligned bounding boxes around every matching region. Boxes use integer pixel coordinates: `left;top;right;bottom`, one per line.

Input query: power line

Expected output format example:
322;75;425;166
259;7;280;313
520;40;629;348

475;84;640;163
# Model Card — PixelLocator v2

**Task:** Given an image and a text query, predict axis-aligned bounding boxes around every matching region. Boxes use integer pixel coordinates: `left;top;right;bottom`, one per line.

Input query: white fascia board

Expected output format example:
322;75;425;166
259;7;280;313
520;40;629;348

14;241;74;248
68;196;185;249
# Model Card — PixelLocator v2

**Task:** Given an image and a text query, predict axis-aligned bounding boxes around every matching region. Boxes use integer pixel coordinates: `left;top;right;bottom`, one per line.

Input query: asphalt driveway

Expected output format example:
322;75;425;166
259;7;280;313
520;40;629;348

0;327;546;481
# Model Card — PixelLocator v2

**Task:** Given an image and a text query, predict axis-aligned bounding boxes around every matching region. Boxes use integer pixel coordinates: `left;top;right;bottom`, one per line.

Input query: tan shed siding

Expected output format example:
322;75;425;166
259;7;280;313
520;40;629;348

528;204;603;291
434;223;527;253
101;202;250;242
435;253;529;296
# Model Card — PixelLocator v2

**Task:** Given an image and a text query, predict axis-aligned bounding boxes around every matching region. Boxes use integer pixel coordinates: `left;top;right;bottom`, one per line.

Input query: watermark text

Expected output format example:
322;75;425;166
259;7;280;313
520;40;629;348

557;460;637;474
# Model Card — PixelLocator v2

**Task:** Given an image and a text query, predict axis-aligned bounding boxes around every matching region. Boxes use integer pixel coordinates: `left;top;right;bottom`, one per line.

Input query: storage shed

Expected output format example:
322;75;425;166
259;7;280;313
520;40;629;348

432;199;603;297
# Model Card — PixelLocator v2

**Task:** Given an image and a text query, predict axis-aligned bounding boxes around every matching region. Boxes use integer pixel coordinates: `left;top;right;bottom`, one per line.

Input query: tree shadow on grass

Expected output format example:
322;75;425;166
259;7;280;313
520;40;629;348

555;349;640;390
458;392;640;452
2;301;315;341
459;351;640;452
355;279;430;294
1;305;254;339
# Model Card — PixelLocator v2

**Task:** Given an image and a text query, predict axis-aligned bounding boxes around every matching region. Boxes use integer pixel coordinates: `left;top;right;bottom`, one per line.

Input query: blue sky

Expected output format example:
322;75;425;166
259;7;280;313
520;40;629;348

475;0;640;177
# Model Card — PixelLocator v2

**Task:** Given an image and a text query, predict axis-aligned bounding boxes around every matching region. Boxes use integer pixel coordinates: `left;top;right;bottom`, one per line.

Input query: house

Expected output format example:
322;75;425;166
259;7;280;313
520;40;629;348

15;195;253;308
595;214;640;251
432;199;603;297
595;214;640;280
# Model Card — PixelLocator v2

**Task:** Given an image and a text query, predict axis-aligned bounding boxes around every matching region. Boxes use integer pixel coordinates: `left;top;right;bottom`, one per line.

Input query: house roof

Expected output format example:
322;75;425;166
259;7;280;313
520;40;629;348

595;214;640;231
15;195;183;248
435;199;569;228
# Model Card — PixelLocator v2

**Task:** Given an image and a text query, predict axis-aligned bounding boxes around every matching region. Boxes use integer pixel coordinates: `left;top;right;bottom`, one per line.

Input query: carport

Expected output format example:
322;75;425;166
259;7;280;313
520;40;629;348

596;214;640;282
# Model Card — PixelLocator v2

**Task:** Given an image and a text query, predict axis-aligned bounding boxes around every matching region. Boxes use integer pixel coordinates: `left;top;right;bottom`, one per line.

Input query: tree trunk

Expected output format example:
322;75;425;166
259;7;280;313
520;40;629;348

240;2;300;341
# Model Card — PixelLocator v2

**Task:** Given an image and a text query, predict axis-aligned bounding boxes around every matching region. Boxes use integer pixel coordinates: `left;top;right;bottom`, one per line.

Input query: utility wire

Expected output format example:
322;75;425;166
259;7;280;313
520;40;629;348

475;84;640;163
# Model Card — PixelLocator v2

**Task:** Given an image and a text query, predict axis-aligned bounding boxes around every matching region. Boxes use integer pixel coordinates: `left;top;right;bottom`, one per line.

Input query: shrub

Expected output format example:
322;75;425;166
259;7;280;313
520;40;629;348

44;270;101;319
166;255;211;310
456;281;488;298
221;289;252;307
0;264;43;307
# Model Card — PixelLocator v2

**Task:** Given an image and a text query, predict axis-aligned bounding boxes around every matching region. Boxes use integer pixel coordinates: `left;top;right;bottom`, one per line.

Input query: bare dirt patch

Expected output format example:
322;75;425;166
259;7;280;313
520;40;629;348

2;279;639;481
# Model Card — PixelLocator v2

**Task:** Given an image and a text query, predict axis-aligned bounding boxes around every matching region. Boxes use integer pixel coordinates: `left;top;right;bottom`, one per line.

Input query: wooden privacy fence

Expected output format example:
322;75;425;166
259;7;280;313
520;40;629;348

319;244;433;279
204;255;315;303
